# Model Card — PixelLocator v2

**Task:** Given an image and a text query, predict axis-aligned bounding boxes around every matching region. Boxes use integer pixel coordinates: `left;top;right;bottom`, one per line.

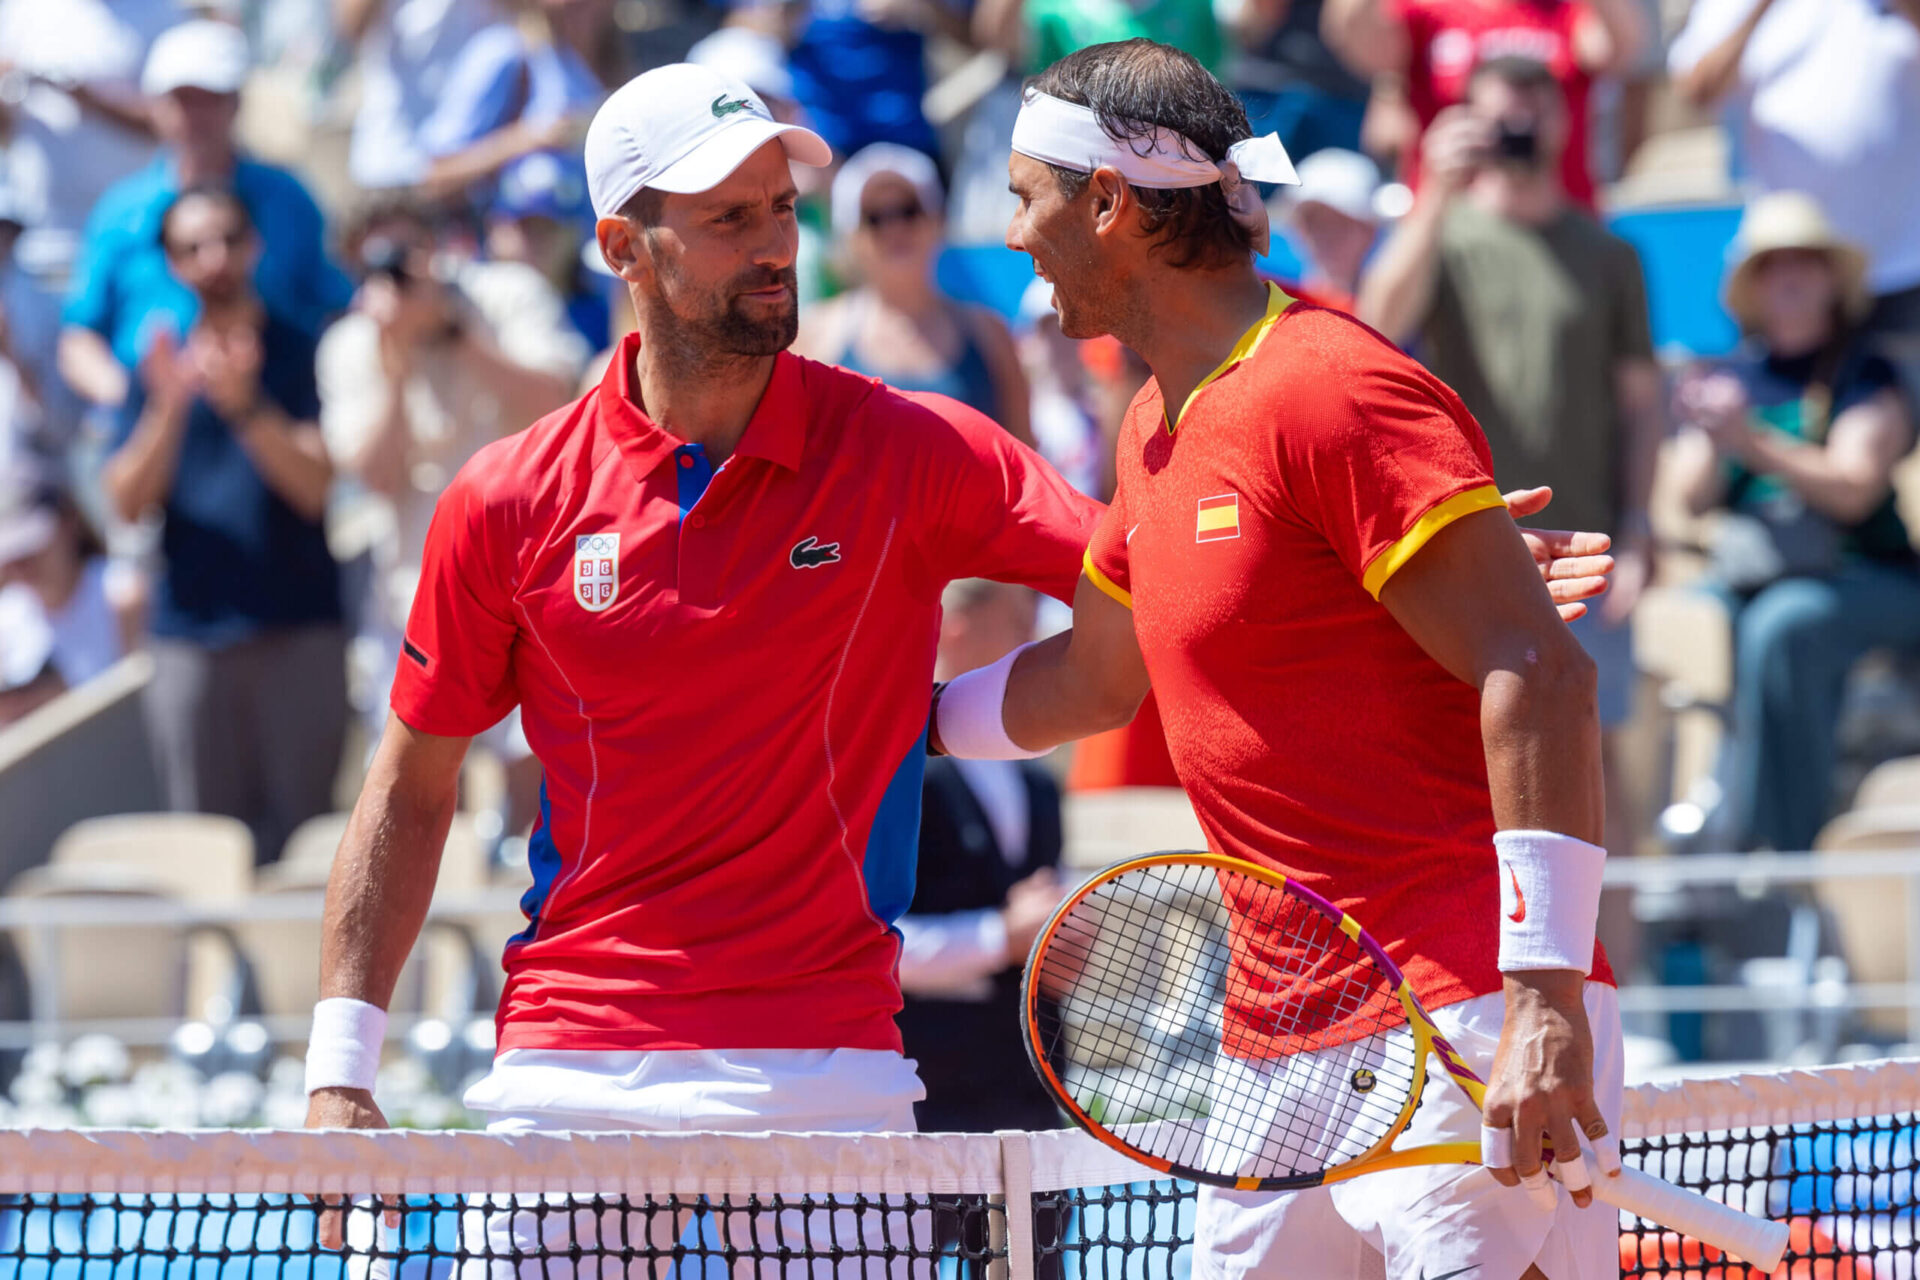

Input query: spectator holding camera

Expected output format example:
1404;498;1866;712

1321;0;1644;210
1669;193;1920;853
1359;54;1661;853
101;186;345;864
318;201;584;734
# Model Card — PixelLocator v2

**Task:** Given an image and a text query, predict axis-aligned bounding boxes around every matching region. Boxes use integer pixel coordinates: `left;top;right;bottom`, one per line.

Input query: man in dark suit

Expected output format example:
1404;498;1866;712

899;578;1067;1133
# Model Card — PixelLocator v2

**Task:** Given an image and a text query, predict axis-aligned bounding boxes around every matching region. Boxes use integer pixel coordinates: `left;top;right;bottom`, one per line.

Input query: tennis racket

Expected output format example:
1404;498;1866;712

1021;851;1789;1271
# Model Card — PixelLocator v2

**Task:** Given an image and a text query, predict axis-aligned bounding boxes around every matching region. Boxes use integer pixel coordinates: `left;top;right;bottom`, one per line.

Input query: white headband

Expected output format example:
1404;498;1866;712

1010;91;1298;256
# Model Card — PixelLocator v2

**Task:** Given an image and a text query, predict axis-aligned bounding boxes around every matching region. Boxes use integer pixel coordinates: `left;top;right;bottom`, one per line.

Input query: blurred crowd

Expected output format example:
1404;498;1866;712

1;0;1918;891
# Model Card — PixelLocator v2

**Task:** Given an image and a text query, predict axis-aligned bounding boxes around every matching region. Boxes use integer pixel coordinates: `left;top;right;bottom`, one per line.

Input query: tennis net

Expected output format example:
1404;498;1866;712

0;1059;1914;1280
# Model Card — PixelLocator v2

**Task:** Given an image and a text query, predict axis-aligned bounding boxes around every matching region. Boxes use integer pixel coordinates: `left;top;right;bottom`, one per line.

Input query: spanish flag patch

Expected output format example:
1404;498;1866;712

1196;493;1240;543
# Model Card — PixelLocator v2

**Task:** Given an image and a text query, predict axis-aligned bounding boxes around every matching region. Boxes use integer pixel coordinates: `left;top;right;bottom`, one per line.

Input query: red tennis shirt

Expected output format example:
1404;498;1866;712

393;335;1099;1053
1084;286;1611;1019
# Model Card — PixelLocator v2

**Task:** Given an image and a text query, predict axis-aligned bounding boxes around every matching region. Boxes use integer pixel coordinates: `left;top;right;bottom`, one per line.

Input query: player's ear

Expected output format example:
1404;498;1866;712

596;216;653;285
1087;166;1130;241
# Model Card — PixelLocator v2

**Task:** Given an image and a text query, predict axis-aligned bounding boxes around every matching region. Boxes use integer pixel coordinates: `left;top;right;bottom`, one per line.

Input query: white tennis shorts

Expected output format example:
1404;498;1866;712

350;1048;928;1280
1193;982;1624;1280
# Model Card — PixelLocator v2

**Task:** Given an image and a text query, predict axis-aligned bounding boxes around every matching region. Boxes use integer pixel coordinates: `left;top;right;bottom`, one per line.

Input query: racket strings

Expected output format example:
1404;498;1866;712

1033;862;1421;1186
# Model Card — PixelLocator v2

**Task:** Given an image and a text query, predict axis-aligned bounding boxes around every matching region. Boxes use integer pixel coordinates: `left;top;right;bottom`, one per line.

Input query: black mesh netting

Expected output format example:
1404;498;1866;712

0;1116;1913;1279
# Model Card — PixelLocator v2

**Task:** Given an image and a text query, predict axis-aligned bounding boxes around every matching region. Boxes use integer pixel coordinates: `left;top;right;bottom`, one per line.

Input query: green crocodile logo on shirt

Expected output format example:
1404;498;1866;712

711;95;753;119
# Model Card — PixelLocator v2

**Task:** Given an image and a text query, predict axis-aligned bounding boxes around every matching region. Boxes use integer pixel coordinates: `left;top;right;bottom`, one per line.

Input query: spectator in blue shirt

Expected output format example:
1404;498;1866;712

414;0;618;209
788;0;973;160
56;20;352;412
100;185;346;866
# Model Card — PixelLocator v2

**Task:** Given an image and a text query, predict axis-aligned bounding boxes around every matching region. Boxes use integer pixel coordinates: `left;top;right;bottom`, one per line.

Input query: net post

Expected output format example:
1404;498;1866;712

994;1129;1036;1280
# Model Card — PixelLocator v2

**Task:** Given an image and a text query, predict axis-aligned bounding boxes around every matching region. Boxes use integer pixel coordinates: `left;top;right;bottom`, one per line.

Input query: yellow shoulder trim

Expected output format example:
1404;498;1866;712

1167;283;1296;434
1359;484;1507;600
1083;546;1134;610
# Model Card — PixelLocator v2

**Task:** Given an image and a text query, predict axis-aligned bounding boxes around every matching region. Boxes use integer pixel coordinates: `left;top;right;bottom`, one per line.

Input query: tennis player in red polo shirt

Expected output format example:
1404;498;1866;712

300;61;1102;1155
937;41;1623;1280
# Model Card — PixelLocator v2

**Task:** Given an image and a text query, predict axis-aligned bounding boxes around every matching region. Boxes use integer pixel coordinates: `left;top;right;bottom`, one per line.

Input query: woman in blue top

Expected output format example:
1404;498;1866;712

796;144;1033;445
1671;192;1920;853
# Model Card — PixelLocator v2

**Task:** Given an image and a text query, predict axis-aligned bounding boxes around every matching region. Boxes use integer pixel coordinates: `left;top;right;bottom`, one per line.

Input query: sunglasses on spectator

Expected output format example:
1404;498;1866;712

862;202;925;230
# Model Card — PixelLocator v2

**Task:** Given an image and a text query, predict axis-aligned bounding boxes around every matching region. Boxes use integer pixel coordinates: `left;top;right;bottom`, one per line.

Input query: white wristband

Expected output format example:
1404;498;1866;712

935;643;1047;760
1495;829;1606;974
304;997;388;1095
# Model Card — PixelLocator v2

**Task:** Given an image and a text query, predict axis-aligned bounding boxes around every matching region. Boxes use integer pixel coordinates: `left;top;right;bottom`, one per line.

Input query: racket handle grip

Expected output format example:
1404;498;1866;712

1586;1159;1789;1272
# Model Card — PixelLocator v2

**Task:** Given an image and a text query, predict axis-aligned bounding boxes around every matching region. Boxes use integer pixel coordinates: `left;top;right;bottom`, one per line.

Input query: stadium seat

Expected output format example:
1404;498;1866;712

5;814;255;1028
1812;805;1920;1036
1062;787;1206;868
45;813;254;900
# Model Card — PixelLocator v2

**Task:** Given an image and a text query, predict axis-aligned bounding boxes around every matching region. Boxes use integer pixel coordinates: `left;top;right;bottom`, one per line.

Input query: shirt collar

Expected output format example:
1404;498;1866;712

1166;282;1295;433
595;333;809;476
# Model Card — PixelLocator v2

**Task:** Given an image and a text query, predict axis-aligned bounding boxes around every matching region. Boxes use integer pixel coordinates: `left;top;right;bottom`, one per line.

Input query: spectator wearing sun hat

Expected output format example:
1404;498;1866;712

1667;191;1920;853
57;19;351;412
794;144;1032;446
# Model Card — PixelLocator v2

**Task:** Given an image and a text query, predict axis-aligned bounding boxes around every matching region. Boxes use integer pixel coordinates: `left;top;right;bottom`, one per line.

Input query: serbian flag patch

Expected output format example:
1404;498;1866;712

1196;493;1241;543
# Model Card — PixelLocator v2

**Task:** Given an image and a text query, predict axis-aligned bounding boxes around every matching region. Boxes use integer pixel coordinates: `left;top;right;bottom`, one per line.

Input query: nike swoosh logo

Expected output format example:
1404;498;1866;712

1421;1268;1479;1280
1126;523;1140;544
1504;862;1527;923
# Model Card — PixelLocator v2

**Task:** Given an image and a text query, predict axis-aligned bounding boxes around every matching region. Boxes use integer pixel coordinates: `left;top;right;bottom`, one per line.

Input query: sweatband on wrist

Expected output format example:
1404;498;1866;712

1495;829;1606;974
934;644;1046;760
304;997;387;1095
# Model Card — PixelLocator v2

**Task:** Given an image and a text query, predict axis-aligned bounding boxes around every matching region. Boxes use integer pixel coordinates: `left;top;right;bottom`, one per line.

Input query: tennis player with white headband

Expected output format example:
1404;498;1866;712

933;38;1624;1279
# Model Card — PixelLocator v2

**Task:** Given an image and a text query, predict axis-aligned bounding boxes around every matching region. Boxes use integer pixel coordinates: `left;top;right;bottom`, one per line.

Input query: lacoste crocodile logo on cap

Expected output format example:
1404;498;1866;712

711;94;752;119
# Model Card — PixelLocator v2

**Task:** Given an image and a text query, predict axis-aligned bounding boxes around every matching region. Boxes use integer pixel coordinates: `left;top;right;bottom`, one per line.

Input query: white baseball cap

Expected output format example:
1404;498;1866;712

142;19;251;97
1286;148;1387;226
585;63;831;220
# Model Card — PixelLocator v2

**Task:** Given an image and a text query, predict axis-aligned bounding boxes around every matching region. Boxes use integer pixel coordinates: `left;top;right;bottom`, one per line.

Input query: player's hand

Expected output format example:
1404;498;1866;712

1002;868;1065;966
306;1086;399;1249
1483;969;1609;1211
1503;486;1615;622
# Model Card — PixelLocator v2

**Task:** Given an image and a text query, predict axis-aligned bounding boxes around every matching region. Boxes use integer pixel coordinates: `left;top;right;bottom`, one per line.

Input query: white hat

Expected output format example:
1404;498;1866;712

1723;191;1871;330
142;19;251;97
1286;149;1386;226
830;142;944;239
584;63;831;220
686;28;795;105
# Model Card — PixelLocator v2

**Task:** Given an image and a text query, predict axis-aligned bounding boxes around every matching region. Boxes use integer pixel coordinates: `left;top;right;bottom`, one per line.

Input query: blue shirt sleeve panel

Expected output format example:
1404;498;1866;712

416;25;529;157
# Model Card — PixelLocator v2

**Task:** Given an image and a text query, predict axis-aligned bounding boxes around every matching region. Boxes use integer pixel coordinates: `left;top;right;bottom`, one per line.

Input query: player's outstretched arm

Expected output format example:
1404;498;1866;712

1378;506;1610;1210
305;714;469;1243
932;572;1149;758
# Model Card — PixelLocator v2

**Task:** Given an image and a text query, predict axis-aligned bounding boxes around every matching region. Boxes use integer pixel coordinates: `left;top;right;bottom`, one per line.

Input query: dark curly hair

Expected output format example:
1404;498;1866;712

1026;40;1254;270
